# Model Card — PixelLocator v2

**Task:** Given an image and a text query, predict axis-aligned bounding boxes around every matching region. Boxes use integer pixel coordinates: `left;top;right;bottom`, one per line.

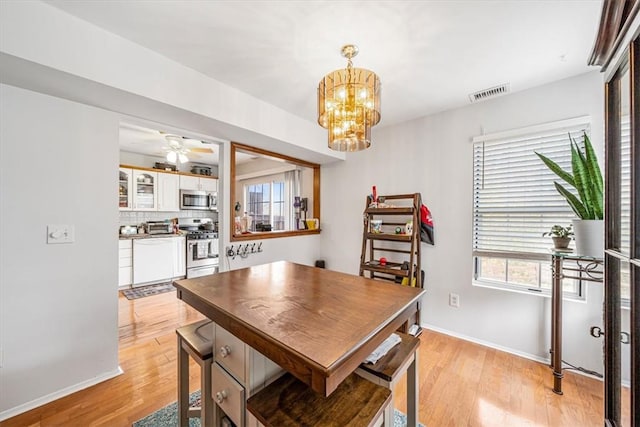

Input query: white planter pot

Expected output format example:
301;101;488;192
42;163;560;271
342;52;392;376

572;219;604;258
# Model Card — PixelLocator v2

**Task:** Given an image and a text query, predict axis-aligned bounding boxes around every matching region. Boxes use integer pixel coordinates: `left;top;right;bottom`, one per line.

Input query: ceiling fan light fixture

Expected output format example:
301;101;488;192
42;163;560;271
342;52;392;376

166;150;177;163
164;134;190;163
317;44;381;152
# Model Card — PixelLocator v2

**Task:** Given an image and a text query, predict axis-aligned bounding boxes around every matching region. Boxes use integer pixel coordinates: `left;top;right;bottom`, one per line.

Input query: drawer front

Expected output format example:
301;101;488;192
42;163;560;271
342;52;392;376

215;325;246;382
118;239;132;249
212;362;245;427
119;250;132;267
118;267;132;286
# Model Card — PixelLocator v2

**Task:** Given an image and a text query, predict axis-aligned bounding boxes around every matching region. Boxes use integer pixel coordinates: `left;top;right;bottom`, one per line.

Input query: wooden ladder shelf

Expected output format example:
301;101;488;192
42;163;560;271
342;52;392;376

359;193;424;334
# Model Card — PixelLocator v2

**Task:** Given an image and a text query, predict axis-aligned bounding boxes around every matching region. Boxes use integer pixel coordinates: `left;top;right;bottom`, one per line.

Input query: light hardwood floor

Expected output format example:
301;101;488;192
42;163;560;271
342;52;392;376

0;291;618;426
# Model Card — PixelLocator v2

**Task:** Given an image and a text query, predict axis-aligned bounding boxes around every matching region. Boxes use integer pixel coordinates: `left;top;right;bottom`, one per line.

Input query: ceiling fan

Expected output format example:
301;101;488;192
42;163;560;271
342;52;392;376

162;134;214;163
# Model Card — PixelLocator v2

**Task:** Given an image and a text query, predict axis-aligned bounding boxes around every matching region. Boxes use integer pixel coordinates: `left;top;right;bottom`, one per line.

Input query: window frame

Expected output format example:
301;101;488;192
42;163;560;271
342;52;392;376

243;178;287;231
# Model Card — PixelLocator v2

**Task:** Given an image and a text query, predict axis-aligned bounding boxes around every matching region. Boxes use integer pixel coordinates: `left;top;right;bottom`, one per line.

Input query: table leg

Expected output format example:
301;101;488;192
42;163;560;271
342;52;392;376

551;255;564;395
407;349;418;427
201;359;214;427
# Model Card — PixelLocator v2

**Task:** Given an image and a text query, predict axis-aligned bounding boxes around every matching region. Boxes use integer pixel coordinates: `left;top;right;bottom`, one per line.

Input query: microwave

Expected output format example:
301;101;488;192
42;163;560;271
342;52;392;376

180;189;217;211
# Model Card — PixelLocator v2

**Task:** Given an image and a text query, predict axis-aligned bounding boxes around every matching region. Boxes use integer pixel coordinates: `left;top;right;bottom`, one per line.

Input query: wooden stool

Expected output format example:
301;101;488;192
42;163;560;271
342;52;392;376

247;372;392;427
357;332;420;427
176;319;214;427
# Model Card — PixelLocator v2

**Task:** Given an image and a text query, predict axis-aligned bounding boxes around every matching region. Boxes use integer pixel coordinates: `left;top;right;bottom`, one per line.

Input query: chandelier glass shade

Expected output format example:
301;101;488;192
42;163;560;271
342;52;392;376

317;45;381;151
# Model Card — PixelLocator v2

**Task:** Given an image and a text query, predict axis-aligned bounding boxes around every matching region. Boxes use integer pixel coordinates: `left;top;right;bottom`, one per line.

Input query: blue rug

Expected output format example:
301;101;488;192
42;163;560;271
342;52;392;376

132;390;425;426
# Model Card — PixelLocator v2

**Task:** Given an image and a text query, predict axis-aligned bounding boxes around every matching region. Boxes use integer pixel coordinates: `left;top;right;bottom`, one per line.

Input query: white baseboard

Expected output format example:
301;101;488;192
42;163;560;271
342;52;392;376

423;323;549;364
421;323;614;384
0;366;123;422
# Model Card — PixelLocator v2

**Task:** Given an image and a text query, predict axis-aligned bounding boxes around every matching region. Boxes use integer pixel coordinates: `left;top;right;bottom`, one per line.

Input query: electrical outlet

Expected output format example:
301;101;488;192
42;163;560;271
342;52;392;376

449;293;460;308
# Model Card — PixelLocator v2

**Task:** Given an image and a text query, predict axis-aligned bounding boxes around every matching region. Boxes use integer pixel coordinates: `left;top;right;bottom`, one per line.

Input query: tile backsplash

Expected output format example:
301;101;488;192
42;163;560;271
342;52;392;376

119;210;218;227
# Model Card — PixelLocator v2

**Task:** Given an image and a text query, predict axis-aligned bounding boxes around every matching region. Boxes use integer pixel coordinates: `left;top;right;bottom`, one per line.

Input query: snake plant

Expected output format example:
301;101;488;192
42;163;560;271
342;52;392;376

535;132;603;220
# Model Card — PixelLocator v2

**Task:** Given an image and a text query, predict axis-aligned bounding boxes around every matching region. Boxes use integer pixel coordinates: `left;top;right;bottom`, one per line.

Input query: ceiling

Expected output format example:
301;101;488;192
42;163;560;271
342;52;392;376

119;122;222;165
46;0;603;161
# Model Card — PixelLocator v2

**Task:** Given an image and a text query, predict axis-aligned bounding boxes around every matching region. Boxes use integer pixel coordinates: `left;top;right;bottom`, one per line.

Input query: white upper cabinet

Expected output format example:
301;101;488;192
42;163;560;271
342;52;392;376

200;177;218;192
132;170;158;211
157;172;180;212
180;175;218;192
120;166;217;212
119;168;133;211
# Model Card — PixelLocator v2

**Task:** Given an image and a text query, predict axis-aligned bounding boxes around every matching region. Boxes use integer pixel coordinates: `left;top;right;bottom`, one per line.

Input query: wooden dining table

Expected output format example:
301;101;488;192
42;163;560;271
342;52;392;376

174;260;425;397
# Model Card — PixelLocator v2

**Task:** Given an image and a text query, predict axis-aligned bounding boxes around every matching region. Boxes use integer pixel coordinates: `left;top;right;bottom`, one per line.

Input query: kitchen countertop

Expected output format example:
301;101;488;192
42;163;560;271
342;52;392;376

119;232;187;240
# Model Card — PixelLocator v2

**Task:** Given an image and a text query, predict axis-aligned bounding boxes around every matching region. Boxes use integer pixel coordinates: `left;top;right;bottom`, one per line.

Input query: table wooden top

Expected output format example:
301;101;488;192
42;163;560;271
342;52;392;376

174;260;425;396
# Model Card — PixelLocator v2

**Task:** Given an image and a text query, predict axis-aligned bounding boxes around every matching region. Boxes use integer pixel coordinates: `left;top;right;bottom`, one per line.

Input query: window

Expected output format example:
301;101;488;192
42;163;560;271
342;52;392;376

245;179;286;231
472;117;591;296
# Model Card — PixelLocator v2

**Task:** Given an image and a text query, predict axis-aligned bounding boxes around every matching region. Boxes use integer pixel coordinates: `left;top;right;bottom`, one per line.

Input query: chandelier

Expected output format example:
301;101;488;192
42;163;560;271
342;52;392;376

317;44;381;151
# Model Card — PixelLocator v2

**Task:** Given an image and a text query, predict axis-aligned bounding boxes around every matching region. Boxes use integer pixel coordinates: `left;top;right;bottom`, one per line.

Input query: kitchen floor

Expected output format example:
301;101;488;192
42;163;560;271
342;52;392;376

0;292;619;426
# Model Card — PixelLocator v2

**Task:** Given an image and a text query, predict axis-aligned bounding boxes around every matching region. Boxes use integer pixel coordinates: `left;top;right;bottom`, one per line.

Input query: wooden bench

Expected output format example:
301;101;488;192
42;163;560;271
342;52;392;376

247;372;392;426
357;332;420;427
176;319;214;427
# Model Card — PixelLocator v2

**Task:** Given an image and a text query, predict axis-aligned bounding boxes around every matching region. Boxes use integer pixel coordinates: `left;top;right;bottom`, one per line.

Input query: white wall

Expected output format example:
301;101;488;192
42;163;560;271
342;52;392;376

321;71;610;377
0;84;120;419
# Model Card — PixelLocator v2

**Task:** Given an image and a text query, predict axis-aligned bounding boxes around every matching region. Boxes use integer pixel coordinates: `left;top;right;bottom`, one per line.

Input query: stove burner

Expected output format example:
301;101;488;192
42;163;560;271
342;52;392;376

186;230;218;240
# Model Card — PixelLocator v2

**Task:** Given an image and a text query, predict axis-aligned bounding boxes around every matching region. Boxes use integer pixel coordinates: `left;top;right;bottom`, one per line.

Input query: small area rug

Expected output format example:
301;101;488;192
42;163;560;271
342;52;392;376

132;390;425;427
121;282;175;300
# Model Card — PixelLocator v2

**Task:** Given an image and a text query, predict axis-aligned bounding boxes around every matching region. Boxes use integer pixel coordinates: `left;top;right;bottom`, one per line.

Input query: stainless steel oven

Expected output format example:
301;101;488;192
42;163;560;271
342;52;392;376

180;189;217;211
186;231;219;278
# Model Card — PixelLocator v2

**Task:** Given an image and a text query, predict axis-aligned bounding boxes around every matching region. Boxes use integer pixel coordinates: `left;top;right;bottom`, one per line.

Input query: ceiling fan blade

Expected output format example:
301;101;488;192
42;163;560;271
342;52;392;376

190;147;214;154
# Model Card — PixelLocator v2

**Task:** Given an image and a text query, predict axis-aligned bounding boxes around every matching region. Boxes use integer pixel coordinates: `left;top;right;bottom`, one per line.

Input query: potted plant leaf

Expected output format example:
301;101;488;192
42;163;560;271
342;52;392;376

535;132;603;257
543;224;574;250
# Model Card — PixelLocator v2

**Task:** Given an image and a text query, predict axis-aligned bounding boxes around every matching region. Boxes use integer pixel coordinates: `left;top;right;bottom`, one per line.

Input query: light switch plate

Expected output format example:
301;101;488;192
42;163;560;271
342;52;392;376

47;224;75;244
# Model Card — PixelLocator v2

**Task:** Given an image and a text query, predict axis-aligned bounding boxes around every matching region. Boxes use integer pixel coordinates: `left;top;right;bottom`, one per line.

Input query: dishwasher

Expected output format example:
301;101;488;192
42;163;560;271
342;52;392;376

133;238;175;286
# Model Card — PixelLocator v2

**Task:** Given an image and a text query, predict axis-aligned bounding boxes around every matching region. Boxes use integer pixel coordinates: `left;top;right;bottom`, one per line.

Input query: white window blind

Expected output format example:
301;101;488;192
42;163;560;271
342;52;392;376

473;120;591;256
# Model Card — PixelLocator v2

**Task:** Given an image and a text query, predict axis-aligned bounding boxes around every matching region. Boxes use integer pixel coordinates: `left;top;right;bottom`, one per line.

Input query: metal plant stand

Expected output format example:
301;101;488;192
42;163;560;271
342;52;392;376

550;252;603;395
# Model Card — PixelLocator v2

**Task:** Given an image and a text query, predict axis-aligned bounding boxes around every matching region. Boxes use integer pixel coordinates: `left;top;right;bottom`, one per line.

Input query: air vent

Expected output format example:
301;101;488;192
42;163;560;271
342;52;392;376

468;83;510;103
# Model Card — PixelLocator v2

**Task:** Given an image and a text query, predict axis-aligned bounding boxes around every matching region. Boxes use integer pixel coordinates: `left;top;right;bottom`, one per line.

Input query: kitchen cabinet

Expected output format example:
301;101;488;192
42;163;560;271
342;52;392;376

157;172;180;212
119;165;218;212
118;239;132;286
172;235;186;277
119;168;133;211
132;170;158;211
180;175;218;192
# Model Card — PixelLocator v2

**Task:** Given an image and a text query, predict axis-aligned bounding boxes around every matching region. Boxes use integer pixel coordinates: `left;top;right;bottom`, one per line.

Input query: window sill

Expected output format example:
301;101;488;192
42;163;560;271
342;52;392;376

473;280;585;302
